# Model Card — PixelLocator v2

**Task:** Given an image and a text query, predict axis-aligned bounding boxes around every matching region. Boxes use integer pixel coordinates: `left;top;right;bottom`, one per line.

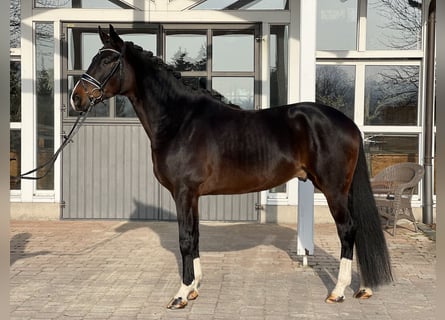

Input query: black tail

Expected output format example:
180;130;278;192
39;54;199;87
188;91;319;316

349;140;393;287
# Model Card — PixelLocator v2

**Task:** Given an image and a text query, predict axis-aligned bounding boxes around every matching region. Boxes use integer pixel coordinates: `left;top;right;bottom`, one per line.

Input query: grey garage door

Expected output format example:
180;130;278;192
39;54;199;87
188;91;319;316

61;122;258;221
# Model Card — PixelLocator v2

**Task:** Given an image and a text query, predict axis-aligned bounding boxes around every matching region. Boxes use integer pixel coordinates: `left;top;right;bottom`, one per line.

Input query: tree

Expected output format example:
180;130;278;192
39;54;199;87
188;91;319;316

316;66;355;119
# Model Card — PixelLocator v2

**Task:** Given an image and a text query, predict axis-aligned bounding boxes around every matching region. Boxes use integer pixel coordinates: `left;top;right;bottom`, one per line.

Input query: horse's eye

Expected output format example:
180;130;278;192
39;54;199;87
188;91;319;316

102;58;112;65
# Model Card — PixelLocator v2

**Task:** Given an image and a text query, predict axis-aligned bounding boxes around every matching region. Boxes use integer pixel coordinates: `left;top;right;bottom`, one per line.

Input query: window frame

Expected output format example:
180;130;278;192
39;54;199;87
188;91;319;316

315;0;427;204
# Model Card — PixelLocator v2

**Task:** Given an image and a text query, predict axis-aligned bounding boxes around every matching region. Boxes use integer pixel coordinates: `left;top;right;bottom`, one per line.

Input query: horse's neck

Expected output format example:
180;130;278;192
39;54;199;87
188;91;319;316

131;66;190;147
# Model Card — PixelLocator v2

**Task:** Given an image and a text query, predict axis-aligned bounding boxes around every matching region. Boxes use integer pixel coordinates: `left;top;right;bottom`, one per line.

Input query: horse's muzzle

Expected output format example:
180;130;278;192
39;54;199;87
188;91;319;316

70;80;98;112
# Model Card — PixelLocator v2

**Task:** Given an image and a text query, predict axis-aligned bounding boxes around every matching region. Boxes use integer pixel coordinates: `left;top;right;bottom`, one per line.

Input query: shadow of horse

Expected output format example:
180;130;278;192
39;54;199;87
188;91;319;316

114;199;361;295
10;233;51;266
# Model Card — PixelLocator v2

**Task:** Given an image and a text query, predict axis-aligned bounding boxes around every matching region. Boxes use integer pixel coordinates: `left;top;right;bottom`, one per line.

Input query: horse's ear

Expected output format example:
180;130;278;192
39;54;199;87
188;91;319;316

109;24;124;50
98;25;109;45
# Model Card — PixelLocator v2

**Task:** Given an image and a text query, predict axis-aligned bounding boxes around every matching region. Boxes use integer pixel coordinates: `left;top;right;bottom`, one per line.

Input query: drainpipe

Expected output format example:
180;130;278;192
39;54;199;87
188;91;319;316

423;0;435;225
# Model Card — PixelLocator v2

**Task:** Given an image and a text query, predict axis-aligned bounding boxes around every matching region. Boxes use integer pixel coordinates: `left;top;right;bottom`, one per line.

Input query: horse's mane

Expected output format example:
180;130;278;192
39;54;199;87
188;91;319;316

126;41;241;110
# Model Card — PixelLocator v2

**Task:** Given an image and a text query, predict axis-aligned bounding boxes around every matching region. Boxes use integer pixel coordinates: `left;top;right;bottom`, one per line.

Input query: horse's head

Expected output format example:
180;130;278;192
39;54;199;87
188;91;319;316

70;25;128;112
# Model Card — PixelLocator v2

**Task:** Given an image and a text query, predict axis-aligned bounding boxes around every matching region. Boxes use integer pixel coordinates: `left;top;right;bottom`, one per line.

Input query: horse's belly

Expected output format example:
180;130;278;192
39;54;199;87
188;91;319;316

198;161;299;195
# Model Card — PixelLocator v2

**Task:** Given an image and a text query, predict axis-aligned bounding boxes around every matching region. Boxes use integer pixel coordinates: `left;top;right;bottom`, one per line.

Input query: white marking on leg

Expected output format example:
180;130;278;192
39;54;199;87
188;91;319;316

174;280;195;300
193;258;202;290
332;258;352;298
172;258;202;303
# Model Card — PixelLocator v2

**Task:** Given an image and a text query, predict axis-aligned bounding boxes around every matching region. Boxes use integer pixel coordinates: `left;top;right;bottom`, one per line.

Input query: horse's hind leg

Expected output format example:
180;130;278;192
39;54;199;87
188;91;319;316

324;193;356;303
167;188;202;309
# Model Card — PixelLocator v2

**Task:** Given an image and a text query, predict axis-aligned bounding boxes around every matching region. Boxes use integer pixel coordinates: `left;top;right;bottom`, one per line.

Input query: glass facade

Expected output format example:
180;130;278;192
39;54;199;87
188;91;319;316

317;0;357;51
10;0;20;48
35;0;123;9
269;25;288;194
166;32;207;71
212;32;254;72
366;0;422;50
364;65;419;125
316;65;355;119
9;1;433;208
36;23;55;190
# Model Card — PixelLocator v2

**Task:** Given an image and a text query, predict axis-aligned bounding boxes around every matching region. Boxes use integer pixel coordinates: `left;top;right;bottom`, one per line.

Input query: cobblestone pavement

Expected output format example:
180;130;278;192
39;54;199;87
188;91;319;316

10;220;435;319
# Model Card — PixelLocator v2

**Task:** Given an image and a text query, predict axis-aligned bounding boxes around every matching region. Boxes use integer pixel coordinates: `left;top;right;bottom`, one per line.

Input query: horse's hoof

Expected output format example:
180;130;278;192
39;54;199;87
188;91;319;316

325;294;345;304
187;289;199;300
166;297;188;309
353;288;373;300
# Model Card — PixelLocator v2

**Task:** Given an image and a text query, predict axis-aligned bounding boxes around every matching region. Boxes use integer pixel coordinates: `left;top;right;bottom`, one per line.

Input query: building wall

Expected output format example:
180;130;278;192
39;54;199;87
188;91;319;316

9;0;435;223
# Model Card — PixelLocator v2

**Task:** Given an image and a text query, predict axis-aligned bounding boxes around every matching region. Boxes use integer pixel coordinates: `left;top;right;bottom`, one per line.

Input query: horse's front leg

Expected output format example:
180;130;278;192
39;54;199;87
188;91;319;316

167;189;202;309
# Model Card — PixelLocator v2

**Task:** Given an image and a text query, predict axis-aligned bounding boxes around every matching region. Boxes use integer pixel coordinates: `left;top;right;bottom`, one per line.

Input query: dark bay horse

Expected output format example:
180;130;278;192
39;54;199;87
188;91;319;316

70;25;392;309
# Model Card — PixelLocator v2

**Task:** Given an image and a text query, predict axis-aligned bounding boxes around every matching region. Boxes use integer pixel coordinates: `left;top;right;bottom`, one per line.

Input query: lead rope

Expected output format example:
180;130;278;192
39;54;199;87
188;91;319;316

12;104;93;182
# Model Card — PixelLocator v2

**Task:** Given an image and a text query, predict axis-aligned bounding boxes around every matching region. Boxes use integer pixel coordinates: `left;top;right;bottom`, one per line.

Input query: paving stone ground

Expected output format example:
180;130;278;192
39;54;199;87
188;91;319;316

10;220;435;319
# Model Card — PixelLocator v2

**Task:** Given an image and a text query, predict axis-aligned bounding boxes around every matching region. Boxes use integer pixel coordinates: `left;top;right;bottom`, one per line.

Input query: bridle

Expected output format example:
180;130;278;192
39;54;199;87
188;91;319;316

80;48;123;106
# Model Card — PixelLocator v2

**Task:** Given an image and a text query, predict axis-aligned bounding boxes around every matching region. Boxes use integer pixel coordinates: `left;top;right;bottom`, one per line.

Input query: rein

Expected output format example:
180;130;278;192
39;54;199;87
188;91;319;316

14;48;123;182
13;105;93;181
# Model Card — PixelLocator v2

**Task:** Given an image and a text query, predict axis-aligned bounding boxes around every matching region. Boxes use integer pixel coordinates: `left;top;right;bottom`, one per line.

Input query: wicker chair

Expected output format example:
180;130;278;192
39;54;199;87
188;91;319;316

371;162;424;236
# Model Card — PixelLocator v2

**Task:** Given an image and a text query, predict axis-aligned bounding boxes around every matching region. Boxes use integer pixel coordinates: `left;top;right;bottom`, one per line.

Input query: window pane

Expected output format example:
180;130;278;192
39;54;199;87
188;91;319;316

364;134;419;179
10;0;21;48
10;61;21;122
121;33;157;53
270;185;286;193
10;130;21;190
212;77;254;110
269;25;289;195
192;0;288;10
270;25;288;107
68;76;110;117
316;65;355;119
166;32;207;71
364;65;419;125
68;29;157;70
36;23;54;190
192;0;236;10
367;0;422;50
115;96;136;118
35;0;123;8
212;32;254;72
68;31;100;70
243;0;288;10
317;0;357;51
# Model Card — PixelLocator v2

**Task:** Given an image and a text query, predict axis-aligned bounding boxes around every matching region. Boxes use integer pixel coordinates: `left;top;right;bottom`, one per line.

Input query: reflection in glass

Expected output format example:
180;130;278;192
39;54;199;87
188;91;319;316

36;23;54;190
367;0;422;50
166;33;207;71
10;61;21;122
116;96;136;118
10;130;21;190
316;65;355;119
68;31;102;70
192;0;288;10
364;134;419;181
35;0;123;8
317;0;357;51
121;33;157;53
10;0;21;48
68;30;157;70
212;77;254;110
68;76;110;117
270;25;288;107
212;32;254;72
364;65;419;125
269;25;289;195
